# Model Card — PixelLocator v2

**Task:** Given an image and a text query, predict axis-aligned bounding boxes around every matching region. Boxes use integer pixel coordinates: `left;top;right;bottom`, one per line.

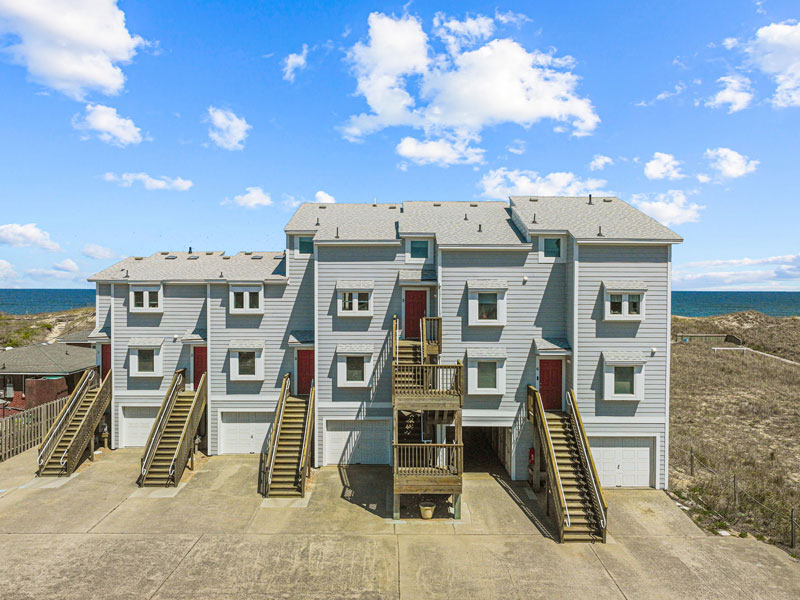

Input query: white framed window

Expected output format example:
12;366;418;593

603;283;647;321
229;284;263;315
467;281;507;326
337;289;373;317
404;237;433;263
129;285;163;313
336;346;373;388
129;341;163;377
467;356;506;395
229;343;264;381
602;353;645;401
295;235;314;257
538;236;565;264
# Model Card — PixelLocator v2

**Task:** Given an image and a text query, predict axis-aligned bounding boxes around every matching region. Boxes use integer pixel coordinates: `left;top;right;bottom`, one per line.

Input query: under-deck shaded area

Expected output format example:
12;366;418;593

462;426;509;476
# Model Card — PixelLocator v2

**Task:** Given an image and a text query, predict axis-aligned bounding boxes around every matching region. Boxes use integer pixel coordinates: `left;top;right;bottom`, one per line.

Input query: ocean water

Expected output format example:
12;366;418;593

0;289;798;317
0;289;95;314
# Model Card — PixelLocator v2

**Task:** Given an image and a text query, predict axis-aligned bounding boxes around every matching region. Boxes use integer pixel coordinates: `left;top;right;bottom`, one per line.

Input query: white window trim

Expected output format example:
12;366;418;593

336;351;373;388
294;234;315;258
129;284;163;314
603;289;646;321
467;358;506;395
229;284;264;315
404;237;433;264
468;289;507;327
229;348;264;381
129;344;163;378
337;289;373;317
538;236;566;264
603;358;645;401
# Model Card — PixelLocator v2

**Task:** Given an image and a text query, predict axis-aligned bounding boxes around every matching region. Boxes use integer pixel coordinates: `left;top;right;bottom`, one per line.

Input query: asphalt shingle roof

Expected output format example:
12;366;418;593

509;196;682;242
285;203;400;242
0;344;96;375
400;201;527;246
89;251;287;282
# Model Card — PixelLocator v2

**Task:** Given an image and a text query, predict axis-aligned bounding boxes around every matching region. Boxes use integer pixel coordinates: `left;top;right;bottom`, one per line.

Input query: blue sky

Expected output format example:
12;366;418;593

1;0;799;290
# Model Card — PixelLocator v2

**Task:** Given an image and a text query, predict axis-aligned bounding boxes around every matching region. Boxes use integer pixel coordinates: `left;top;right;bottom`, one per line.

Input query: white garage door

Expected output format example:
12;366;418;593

220;412;272;454
122;406;159;447
325;420;391;465
589;437;654;488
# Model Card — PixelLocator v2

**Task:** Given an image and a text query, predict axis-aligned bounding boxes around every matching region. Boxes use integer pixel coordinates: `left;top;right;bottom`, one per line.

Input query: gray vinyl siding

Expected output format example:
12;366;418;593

439;245;566;412
206;255;313;454
96;284;111;335
110;283;206;446
575;244;669;419
314;244;405;462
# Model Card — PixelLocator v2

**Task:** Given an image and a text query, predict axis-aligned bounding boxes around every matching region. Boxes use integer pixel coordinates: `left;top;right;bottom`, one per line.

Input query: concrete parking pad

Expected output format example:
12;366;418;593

0;451;798;599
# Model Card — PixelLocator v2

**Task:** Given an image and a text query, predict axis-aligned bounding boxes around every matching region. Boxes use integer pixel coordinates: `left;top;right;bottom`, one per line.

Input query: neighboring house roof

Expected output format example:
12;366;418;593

0;344;96;375
400;201;527;247
509;196;682;242
57;329;93;344
285;203;400;242
89;251;287;282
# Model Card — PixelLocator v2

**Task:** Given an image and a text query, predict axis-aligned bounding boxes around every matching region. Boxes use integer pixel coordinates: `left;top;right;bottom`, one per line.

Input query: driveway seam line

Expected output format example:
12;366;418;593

590;544;629;600
148;533;204;600
395;533;401;600
85;489;138;533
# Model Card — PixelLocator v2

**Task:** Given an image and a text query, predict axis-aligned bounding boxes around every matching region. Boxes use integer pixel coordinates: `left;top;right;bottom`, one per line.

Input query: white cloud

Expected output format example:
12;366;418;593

283;44;309;82
493;9;531;27
479;168;607;199
0;223;60;251
644;152;685;180
637;82;687;107
433;12;494;55
696;173;711;183
104;172;193;191
25;267;84;281
81;243;116;260
54;258;79;273
704;147;759;178
207;106;251;150
723;37;739;50
72;103;142;146
506;139;526;155
0;0;145;100
0;259;18;281
673;256;800;289
342;12;598;164
396;135;484;166
686;254;800;268
745;21;800;107
589;154;613;171
630;190;703;226
705;75;753;113
227;187;272;208
315;190;336;203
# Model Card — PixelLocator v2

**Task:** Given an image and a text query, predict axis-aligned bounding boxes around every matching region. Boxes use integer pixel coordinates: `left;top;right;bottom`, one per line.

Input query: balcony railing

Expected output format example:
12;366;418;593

393;443;463;477
421;317;442;356
392;362;463;406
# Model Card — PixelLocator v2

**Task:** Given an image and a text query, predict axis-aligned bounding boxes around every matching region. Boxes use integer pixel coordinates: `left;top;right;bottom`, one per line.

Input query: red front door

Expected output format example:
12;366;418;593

539;359;563;410
193;346;207;388
404;290;427;339
100;344;111;380
297;349;314;395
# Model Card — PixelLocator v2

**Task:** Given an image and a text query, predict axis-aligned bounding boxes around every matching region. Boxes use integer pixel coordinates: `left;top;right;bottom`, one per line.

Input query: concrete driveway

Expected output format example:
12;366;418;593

0;449;798;599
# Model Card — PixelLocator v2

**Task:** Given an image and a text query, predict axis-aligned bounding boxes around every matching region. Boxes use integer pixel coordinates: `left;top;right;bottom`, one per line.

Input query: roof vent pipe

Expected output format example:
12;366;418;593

124;269;129;278
335;226;340;239
588;194;593;205
315;217;320;226
464;213;468;220
189;246;192;254
597;225;604;237
532;213;537;224
478;224;482;232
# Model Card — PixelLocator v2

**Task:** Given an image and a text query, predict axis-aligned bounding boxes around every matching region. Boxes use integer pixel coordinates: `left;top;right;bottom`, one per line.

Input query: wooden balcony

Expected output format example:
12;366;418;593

393;442;463;495
391;362;464;410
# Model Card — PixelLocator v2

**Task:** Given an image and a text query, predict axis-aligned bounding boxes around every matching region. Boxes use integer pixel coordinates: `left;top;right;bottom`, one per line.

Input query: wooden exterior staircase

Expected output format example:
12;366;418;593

38;368;112;477
138;370;207;487
260;374;315;497
527;386;607;543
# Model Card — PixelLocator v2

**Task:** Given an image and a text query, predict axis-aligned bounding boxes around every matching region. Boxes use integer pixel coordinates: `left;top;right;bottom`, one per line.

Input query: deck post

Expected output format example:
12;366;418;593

393;494;400;520
89;435;95;462
532;427;542;492
453;493;462;519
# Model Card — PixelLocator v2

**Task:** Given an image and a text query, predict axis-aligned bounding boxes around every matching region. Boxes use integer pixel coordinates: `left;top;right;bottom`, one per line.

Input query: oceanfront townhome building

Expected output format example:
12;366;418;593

46;196;680;542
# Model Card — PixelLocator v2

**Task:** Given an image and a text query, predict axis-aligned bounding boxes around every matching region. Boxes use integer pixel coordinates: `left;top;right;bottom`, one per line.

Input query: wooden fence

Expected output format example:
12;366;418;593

0;398;68;462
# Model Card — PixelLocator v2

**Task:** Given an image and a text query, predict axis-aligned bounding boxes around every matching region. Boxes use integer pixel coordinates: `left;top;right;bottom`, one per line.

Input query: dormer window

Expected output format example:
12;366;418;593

603;281;647;321
539;236;565;263
298;236;314;255
129;285;162;313
405;237;433;263
229;284;263;315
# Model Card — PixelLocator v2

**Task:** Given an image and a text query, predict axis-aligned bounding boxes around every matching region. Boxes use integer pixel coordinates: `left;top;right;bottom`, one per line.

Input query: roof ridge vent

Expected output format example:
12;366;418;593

603;197;613;202
134;257;143;260
529;197;538;202
160;251;169;255
470;203;478;207
433;202;441;206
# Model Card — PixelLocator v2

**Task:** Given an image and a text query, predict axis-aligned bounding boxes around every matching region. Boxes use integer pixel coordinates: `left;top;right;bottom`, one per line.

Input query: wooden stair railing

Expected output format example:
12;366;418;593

59;369;112;476
392;314;399;364
421;316;442;357
138;369;185;487
168;372;208;486
259;373;290;496
527;385;570;542
566;389;608;542
37;368;96;475
299;379;315;497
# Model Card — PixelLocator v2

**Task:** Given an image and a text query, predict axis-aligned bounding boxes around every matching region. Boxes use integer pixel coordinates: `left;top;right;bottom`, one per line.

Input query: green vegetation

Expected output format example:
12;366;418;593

0;307;94;348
